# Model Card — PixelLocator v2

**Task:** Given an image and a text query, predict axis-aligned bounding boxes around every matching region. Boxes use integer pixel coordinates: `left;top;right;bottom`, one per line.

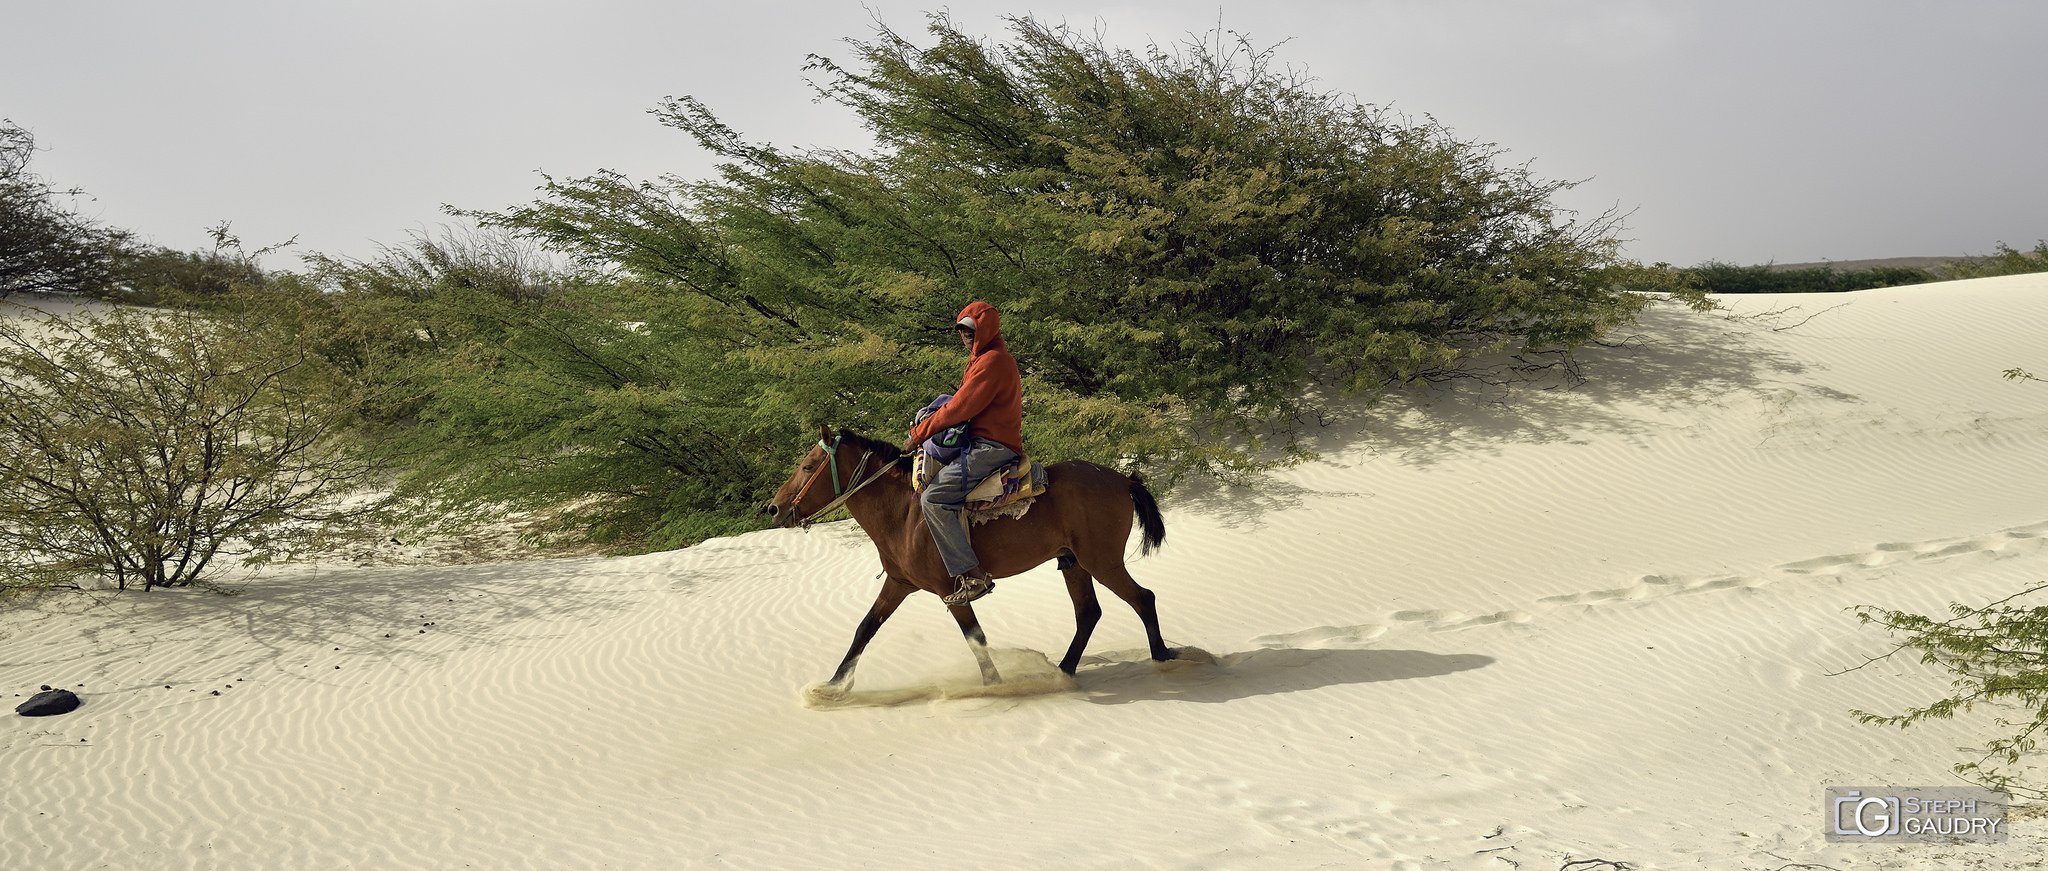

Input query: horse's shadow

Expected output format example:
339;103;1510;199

1074;646;1493;705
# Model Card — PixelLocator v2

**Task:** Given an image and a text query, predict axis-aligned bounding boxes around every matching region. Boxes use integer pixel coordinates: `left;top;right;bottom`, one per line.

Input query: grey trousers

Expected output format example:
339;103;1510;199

920;437;1020;577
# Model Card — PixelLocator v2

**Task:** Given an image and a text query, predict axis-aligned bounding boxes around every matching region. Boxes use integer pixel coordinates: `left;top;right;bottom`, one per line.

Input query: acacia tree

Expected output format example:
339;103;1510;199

0;120;130;298
416;15;1698;547
491;16;1696;439
0;299;387;592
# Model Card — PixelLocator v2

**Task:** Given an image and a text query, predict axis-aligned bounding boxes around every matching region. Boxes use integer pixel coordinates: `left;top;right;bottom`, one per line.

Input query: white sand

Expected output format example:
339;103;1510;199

7;276;2048;868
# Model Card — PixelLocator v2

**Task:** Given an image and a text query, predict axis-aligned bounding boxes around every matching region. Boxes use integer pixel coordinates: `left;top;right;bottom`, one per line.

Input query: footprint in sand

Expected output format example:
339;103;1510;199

1437;610;1533;630
1777;552;1883;575
1537;573;1768;609
1679;576;1765;594
1391;609;1460;623
1537;582;1648;605
1776;523;2048;576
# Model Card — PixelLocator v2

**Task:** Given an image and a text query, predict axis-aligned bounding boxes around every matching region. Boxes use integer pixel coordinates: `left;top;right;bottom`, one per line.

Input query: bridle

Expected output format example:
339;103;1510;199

790;433;896;528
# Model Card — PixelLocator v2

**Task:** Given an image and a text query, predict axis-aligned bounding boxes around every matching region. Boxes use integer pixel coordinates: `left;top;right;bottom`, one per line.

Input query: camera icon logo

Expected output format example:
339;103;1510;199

1832;791;1901;837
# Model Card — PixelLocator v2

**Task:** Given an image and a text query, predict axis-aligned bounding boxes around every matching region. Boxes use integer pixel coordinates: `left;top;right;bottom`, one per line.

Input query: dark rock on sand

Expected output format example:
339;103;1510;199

16;689;81;717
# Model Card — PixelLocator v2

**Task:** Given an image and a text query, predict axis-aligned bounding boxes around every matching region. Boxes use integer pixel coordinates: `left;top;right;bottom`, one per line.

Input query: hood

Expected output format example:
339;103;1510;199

956;301;1004;356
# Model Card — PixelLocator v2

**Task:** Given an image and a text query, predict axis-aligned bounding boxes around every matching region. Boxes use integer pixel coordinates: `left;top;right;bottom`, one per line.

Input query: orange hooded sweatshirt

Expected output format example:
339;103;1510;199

909;301;1024;456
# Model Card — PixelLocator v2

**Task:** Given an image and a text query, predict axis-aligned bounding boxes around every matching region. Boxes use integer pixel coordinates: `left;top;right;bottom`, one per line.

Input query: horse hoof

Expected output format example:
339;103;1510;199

803;682;850;704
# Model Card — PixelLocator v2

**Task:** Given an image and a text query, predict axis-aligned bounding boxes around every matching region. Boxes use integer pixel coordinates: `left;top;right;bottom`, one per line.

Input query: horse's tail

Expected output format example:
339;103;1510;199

1128;473;1166;556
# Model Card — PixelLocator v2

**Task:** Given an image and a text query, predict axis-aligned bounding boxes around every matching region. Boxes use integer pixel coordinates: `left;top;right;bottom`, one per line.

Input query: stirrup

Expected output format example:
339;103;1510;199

942;572;994;605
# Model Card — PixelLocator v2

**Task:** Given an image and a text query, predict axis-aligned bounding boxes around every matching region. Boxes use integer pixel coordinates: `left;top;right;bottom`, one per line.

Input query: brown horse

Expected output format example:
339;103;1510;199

767;425;1172;692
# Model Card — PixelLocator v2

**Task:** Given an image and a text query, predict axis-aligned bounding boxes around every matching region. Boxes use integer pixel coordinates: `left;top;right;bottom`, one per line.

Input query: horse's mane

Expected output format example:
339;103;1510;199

836;428;914;472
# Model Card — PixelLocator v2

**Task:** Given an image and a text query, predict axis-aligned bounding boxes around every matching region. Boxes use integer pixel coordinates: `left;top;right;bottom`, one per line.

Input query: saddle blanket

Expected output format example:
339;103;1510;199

914;454;1050;520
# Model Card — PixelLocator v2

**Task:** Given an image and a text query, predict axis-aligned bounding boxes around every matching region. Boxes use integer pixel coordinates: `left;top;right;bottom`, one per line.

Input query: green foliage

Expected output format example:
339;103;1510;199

1685;261;1938;294
755;16;1682;408
300;231;815;551
474;15;1681;493
1851;587;2048;799
1947;241;2048;280
0;297;391;593
1687;242;2048;296
350;15;1700;550
0;120;132;298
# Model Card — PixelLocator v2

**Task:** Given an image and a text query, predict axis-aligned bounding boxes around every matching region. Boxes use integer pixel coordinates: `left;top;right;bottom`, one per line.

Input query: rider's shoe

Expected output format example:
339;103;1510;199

942;568;995;605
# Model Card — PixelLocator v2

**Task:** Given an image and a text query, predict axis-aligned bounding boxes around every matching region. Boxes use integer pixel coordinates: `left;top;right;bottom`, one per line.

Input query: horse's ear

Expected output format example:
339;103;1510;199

818;423;833;443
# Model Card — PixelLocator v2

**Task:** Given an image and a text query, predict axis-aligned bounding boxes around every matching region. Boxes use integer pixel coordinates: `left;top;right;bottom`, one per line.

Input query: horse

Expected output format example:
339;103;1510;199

767;425;1173;693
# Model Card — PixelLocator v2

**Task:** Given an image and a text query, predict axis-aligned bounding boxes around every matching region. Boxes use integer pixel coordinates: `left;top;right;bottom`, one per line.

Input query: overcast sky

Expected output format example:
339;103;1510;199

5;1;2044;270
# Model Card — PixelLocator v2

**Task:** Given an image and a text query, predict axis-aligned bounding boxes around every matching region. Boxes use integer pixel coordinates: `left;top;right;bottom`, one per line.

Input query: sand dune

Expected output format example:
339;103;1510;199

7;275;2048;868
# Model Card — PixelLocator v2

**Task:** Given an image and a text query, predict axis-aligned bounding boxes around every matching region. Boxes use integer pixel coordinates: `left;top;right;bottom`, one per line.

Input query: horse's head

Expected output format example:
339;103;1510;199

765;424;841;528
767;425;910;528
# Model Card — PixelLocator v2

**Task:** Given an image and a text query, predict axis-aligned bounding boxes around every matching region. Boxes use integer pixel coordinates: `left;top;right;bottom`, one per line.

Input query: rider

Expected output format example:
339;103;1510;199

907;301;1023;605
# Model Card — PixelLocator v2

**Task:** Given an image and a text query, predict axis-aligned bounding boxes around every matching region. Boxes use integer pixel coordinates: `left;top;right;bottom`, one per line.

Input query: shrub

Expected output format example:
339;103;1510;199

0;299;387;592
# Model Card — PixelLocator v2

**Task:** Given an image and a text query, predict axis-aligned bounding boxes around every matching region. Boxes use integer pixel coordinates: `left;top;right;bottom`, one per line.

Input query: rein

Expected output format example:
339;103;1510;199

796;437;897;528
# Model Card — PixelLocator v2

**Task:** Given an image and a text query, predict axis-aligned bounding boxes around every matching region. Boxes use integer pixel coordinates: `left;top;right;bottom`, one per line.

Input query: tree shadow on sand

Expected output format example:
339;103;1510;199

1170;303;1864;527
1075;646;1493;705
2;556;670;692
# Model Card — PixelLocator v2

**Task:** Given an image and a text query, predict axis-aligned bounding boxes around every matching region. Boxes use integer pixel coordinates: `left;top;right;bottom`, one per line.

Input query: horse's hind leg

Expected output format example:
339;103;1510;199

826;576;916;690
947;604;1003;685
1057;559;1102;675
1083;561;1174;663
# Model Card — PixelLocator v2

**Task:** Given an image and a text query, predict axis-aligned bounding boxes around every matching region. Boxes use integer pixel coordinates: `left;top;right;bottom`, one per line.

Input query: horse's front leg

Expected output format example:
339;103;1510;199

824;576;916;692
947;603;1003;685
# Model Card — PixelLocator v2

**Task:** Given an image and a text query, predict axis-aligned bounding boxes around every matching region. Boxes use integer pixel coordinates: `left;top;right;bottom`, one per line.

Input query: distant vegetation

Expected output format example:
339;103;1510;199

1685;242;2048;294
1946;241;2048;281
1684;261;1938;294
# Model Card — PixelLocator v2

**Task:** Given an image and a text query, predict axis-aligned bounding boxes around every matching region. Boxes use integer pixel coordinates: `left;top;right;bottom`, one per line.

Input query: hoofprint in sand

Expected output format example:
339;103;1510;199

6;275;2048;869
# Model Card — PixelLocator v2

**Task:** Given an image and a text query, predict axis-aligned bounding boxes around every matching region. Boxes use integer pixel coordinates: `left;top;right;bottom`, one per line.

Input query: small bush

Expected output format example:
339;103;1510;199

0;299;388;592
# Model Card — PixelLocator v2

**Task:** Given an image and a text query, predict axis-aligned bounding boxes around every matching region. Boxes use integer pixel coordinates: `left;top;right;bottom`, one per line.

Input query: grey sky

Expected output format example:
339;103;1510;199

5;1;2044;269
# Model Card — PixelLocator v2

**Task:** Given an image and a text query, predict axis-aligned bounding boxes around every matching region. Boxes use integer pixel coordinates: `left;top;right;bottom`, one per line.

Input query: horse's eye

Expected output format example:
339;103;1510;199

802;464;815;471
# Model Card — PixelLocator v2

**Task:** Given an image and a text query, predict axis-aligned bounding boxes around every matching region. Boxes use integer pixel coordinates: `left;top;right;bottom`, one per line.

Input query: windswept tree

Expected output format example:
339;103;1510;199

0;120;131;298
398;15;1697;548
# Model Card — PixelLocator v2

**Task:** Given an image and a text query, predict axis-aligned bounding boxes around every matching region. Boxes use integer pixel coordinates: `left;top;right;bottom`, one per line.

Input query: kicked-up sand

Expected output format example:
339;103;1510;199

6;275;2048;868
